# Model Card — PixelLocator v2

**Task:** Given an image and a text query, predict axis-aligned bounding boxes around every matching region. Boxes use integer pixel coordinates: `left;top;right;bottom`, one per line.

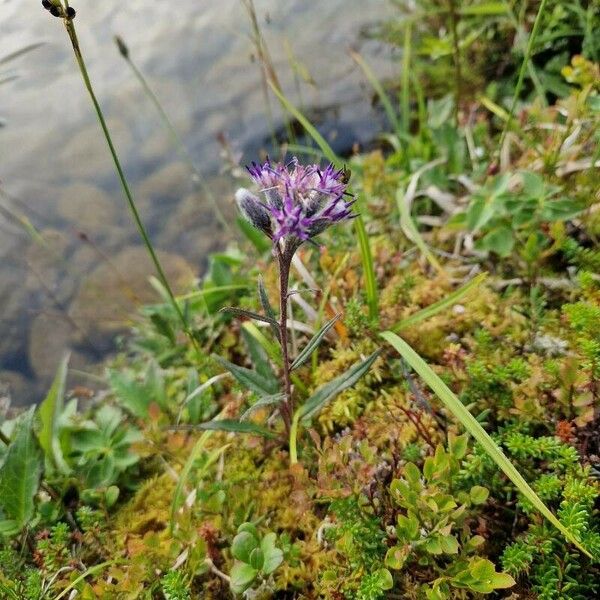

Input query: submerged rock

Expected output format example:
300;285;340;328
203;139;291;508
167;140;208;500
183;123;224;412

68;245;196;350
57;183;117;233
0;370;36;407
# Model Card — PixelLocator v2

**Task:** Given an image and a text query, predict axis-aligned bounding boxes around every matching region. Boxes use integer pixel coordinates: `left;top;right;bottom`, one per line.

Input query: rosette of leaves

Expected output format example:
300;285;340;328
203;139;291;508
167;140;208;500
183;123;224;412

229;522;284;595
384;435;515;598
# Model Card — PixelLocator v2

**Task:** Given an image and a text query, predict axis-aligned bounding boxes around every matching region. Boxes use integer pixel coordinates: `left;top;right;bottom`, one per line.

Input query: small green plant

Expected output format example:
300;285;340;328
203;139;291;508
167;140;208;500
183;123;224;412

456;171;583;259
69;404;141;489
229;522;284;595
321;496;391;600
160;570;191;600
384;436;515;598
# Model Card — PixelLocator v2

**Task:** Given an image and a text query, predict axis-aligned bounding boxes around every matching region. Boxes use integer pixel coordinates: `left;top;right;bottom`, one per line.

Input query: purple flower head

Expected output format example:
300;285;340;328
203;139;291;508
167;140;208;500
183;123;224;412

236;157;355;252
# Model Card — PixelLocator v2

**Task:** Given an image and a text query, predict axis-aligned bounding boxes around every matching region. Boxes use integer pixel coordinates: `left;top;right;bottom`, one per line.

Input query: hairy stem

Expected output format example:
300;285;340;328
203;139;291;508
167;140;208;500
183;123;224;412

277;248;293;435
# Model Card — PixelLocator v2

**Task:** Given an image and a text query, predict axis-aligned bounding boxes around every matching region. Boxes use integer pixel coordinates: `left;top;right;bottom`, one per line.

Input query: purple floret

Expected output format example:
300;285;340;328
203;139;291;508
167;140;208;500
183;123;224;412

237;157;354;249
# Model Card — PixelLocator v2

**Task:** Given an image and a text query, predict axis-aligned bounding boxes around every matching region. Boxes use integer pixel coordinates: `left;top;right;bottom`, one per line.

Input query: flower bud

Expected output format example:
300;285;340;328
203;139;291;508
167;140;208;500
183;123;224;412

235;188;272;237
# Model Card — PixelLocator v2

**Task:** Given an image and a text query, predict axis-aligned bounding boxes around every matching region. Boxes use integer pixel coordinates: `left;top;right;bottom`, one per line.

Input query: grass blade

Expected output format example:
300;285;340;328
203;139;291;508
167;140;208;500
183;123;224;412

355;216;379;320
169;431;228;532
270;83;379;320
269;82;338;165
197;419;276;439
497;0;550;153
380;330;592;558
350;50;401;135
392;273;487;331
397;183;444;274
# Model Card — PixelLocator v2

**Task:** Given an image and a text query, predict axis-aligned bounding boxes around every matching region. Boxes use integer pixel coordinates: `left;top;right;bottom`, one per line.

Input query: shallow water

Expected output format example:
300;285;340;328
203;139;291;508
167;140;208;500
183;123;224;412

0;0;394;403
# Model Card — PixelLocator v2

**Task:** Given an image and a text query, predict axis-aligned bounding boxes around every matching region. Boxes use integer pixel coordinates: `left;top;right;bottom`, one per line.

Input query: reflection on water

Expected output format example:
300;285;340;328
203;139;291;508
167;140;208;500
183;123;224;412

0;0;392;403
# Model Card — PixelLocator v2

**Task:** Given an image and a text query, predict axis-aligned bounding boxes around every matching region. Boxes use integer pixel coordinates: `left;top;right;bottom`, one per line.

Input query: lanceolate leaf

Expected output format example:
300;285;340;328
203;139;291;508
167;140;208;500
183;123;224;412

300;350;381;423
0;407;43;529
220;306;279;329
213;355;279;396
240;394;285;421
291;314;340;371
37;353;71;475
258;277;280;341
242;328;277;382
380;330;592;558
196;419;276;439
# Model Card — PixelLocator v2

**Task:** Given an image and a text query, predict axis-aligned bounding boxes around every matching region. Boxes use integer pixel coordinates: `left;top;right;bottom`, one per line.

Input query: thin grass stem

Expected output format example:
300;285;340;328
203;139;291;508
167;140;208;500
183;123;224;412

114;36;230;232
497;0;550;156
58;5;200;354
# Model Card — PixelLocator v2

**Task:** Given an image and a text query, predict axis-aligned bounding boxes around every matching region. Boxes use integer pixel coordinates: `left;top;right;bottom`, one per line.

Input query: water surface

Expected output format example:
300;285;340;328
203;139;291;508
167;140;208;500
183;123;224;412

0;0;394;403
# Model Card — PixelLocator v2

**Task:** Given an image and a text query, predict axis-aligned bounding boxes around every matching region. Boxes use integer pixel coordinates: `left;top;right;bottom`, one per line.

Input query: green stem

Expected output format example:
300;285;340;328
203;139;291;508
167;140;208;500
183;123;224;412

448;0;462;125
59;9;200;354
116;39;230;232
289;410;300;465
497;0;549;155
400;22;412;139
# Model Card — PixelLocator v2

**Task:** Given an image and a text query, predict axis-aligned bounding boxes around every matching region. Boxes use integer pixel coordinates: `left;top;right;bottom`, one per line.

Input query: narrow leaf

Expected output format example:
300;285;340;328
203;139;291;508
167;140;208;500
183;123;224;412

258;277;280;341
291;314;340;371
350;50;401;135
300;350;381;423
0;407;43;529
392;273;487;331
269;82;339;165
241;328;277;381
380;330;592;558
269;84;378;320
397;185;444;273
220;306;279;329
37;353;71;475
196;419;276;439
169;431;228;532
213;355;278;396
355;216;379;320
240;394;285;421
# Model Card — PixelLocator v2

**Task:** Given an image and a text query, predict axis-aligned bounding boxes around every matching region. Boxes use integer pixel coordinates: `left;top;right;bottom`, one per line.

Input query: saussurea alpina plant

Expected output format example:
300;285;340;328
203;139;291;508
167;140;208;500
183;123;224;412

212;158;380;464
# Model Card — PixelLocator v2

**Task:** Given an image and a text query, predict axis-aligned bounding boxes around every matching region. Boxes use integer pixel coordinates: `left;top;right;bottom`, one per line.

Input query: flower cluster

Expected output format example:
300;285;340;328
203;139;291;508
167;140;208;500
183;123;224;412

236;158;355;250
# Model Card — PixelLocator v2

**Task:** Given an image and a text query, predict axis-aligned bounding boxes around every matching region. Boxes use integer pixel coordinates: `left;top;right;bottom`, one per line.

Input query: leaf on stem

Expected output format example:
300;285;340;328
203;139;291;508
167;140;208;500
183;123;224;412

240;394;285;421
220;306;279;329
299;350;381;423
258;277;281;341
213;355;279;396
196;419;276;439
290;314;340;371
